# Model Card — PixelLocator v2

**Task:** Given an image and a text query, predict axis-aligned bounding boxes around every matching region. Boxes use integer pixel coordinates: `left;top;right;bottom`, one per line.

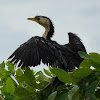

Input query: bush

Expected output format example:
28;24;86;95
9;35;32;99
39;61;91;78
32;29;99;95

0;52;100;100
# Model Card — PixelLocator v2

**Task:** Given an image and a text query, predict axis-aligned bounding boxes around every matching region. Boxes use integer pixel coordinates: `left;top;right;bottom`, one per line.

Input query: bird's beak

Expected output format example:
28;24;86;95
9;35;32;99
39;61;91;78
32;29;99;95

27;18;39;23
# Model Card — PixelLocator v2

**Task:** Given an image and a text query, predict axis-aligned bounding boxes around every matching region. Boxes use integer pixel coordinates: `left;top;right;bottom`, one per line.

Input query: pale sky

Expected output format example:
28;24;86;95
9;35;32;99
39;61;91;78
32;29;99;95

0;0;100;71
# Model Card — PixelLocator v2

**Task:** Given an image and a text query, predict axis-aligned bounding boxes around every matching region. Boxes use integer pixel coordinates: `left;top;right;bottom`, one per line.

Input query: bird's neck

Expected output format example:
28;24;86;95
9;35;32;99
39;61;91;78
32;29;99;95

42;26;50;39
42;21;54;40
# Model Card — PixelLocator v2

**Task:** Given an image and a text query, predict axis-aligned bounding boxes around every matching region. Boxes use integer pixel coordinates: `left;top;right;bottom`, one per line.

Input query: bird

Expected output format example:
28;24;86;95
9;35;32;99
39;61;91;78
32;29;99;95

8;16;86;71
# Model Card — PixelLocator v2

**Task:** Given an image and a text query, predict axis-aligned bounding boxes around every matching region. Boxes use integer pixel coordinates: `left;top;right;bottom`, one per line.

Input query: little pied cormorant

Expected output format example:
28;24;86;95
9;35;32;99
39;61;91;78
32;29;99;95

8;16;86;71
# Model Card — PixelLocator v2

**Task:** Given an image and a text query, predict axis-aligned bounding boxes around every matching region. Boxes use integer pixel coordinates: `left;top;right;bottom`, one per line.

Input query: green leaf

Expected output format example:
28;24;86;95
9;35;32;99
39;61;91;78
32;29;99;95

78;51;93;59
0;69;8;78
48;67;56;77
89;53;100;70
48;91;57;100
85;79;99;100
55;90;69;100
89;53;100;64
78;73;100;99
16;74;29;84
0;69;10;84
49;66;52;70
24;67;35;81
79;52;100;70
0;61;5;68
16;68;24;84
39;85;54;99
35;71;42;76
16;68;23;76
68;85;79;100
16;67;37;88
91;61;100;70
72;90;79;100
6;61;15;73
80;59;92;68
37;72;50;82
44;68;53;77
6;77;15;95
50;68;73;83
57;85;68;91
19;67;36;85
14;87;33;98
71;67;93;84
18;95;36;100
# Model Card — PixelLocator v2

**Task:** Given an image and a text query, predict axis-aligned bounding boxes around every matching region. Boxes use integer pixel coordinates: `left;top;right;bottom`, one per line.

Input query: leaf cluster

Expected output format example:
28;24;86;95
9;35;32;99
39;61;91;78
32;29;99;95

0;52;100;100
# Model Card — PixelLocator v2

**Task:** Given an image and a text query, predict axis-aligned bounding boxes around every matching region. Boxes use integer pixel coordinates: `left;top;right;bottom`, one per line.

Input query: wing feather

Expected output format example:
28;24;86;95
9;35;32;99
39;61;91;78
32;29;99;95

8;36;64;68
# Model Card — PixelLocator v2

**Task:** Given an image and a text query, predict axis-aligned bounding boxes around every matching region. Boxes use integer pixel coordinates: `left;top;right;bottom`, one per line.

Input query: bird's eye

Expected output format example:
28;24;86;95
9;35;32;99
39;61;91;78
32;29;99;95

36;17;40;20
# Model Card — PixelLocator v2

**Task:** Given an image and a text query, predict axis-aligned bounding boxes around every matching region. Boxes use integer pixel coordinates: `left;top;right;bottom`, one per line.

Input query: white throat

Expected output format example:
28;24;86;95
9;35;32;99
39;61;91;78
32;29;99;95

38;17;50;39
42;26;50;39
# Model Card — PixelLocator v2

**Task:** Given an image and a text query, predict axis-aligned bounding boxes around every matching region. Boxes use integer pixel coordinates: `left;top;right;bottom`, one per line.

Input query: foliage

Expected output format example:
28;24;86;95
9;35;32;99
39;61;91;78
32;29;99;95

0;52;100;100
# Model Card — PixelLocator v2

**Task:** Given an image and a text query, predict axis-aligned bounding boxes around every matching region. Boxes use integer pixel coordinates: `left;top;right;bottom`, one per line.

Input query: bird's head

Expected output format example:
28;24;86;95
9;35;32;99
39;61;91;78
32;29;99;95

27;16;54;39
27;16;51;29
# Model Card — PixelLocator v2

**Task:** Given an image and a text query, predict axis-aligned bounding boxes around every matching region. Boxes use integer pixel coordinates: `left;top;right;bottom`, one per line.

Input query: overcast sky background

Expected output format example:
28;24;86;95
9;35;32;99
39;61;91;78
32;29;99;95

0;0;100;71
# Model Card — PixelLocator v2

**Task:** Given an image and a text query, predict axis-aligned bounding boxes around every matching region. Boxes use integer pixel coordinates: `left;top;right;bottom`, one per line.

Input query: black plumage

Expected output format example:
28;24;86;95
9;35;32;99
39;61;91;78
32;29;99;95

66;32;86;68
8;16;86;72
8;36;76;71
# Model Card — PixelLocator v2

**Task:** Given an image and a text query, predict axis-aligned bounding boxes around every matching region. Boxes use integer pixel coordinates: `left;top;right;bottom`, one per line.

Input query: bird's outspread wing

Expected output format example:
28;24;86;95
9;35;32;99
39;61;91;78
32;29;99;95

8;36;68;69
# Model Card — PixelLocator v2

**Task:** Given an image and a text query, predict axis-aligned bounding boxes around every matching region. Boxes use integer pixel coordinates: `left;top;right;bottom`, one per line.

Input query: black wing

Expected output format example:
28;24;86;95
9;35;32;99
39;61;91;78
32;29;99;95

8;36;69;69
65;32;86;67
67;32;86;52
